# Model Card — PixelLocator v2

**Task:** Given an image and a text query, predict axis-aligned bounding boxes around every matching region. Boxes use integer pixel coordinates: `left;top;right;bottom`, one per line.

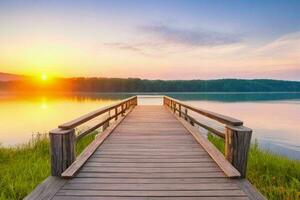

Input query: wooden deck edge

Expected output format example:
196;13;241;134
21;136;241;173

61;106;135;178
23;176;67;200
167;107;241;178
236;179;266;200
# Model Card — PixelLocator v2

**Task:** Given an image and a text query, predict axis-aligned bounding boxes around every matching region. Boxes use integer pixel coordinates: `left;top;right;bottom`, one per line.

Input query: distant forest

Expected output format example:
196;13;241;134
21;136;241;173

1;78;300;92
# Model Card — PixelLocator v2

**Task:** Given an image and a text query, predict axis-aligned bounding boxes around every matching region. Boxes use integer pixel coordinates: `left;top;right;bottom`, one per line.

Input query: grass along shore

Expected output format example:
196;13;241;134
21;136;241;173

0;133;97;200
208;134;300;200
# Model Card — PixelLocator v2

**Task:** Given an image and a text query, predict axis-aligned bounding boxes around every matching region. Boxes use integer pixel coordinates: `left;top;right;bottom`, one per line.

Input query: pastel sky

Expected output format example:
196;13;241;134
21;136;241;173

0;0;299;80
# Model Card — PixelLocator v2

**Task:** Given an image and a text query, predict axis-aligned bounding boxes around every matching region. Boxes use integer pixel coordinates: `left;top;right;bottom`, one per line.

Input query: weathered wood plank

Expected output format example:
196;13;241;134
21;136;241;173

68;177;234;184
80;166;221;173
96;144;203;149
53;197;249;200
99;146;203;150
171;108;241;178
56;189;246;197
236;179;266;200
93;151;207;156
88;157;215;163
96;148;205;151
76;172;226;178
62;183;239;190
84;162;218;168
61;107;134;178
99;145;201;149
91;155;210;159
24;176;67;200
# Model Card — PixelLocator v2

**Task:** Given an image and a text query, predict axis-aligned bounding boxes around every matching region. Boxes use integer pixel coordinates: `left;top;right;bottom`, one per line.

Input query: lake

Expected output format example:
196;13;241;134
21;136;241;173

0;92;299;160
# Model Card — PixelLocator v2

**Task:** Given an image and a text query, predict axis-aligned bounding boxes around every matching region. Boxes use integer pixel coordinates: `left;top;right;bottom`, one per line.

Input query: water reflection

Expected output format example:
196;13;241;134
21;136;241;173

187;100;300;160
0;92;299;160
0;92;121;146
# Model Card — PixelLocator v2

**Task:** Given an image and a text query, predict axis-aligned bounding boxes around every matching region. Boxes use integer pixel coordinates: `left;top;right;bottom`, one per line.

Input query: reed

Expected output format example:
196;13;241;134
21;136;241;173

0;133;97;200
208;133;300;200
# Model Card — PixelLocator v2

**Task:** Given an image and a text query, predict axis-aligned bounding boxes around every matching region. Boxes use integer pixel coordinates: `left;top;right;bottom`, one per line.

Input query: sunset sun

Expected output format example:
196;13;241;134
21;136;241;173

41;73;48;81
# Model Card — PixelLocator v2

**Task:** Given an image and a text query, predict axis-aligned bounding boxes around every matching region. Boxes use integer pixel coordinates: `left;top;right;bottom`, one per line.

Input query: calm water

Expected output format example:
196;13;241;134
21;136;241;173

0;92;299;159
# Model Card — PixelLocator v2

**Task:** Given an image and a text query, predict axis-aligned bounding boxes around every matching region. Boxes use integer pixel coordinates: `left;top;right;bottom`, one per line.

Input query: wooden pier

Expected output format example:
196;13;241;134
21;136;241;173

25;96;265;200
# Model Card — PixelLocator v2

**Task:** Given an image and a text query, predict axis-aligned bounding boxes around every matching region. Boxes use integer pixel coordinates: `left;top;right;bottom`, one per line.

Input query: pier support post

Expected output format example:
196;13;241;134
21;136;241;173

225;125;252;178
49;128;76;177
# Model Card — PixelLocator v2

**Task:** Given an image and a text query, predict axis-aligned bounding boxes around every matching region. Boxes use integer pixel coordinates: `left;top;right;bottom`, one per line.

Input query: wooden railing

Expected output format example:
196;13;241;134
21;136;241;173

164;96;252;178
49;96;137;176
50;95;251;178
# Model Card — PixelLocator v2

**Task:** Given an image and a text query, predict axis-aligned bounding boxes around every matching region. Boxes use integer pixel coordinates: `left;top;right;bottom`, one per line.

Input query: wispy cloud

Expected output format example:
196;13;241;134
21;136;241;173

102;42;144;53
137;24;241;47
102;42;162;56
102;24;242;56
254;31;300;57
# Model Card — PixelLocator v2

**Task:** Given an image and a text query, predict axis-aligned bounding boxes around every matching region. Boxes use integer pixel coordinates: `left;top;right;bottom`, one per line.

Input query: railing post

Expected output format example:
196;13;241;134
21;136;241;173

49;128;76;177
121;103;125;116
184;108;188;121
103;110;110;131
115;107;118;120
225;125;252;178
173;102;176;113
179;104;182;117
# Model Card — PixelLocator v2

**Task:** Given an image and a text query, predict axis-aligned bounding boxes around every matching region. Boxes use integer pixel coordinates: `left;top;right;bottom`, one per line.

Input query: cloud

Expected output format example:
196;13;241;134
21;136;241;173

102;42;144;53
102;42;162;56
255;31;300;57
137;24;241;47
102;24;242;56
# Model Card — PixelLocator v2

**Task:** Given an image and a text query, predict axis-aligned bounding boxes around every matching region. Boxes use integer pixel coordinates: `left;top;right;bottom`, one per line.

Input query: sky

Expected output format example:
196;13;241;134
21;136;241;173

0;0;299;80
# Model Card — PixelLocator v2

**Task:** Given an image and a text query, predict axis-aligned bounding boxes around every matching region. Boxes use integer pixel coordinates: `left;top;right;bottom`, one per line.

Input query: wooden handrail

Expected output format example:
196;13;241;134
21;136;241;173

61;107;134;178
164;96;243;126
50;95;251;178
172;112;241;178
171;105;225;138
164;95;252;178
59;96;137;130
50;96;137;176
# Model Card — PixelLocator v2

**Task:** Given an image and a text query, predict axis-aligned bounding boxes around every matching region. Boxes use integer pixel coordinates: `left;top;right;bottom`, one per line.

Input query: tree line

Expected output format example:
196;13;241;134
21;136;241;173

1;78;300;92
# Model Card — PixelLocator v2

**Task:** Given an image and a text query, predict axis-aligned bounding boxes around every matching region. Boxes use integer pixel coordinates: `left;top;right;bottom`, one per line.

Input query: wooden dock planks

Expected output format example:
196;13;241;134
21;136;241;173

52;106;250;199
26;105;265;200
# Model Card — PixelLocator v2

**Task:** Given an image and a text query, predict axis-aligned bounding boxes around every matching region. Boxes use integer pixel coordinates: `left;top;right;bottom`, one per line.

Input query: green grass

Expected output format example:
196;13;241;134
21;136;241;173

0;132;97;200
207;133;300;200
